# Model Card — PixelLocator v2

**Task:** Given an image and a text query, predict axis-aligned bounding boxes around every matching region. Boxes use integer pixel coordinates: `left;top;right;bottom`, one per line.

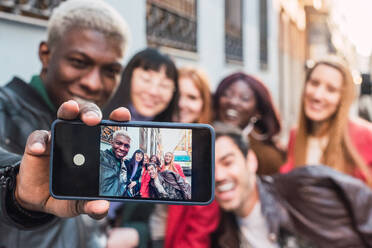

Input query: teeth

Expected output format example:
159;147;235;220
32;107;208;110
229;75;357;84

226;109;238;118
217;182;235;192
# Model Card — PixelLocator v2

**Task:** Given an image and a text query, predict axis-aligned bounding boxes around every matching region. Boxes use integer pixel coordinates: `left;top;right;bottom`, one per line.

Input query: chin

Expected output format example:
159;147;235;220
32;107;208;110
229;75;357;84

305;111;328;123
217;199;239;212
137;109;158;117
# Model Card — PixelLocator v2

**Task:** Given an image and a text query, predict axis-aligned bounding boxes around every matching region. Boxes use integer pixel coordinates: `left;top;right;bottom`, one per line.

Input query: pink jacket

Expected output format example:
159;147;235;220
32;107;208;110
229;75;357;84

281;119;372;182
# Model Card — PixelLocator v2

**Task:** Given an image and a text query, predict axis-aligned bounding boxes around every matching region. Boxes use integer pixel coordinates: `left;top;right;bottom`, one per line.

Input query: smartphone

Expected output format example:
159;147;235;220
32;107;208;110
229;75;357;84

50;119;214;205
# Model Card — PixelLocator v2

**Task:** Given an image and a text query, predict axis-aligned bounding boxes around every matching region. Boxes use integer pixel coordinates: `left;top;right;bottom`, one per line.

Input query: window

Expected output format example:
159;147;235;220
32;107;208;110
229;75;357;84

0;0;64;19
225;0;243;63
259;0;268;70
146;0;197;52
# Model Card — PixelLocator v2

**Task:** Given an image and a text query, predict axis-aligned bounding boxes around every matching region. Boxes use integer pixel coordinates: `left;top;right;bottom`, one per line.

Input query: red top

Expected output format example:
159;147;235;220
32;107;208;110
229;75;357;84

161;163;186;178
140;168;150;198
281;119;372;182
165;201;220;248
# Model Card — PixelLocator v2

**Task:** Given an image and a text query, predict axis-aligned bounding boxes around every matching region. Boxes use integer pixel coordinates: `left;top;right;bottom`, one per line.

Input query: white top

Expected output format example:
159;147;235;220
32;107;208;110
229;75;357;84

238;202;279;248
149;204;168;241
306;135;329;165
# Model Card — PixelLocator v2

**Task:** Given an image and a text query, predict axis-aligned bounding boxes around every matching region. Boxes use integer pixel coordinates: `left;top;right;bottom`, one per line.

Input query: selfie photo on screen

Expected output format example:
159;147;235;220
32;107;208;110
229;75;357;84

99;126;192;200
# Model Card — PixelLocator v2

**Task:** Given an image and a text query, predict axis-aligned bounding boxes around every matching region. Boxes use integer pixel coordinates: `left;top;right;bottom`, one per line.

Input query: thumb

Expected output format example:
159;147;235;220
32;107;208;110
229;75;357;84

82;200;110;220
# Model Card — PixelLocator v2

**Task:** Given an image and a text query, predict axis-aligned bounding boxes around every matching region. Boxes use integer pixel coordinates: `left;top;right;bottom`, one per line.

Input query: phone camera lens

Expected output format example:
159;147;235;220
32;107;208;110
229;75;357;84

73;154;85;166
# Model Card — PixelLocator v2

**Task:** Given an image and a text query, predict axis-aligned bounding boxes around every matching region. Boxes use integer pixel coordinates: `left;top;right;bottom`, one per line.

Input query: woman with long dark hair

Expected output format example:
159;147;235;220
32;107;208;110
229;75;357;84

213;72;285;174
104;48;179;121
125;149;144;197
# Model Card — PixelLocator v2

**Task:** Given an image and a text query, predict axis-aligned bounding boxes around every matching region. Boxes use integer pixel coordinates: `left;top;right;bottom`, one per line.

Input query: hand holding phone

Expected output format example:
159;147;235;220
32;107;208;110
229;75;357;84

50;120;215;205
15;101;130;219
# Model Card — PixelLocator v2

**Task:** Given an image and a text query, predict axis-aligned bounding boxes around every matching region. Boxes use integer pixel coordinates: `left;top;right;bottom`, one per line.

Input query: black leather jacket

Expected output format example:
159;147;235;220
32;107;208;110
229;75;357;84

0;77;103;248
213;165;372;248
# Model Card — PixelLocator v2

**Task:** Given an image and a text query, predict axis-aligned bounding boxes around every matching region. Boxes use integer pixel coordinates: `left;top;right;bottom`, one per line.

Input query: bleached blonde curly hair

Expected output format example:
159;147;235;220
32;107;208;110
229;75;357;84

47;0;130;52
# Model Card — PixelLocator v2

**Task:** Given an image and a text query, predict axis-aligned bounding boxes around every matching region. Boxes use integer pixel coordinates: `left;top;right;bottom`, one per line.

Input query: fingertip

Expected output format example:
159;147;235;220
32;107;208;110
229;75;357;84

81;111;101;126
86;200;109;216
109;107;131;122
66;100;79;108
29;142;45;153
57;100;80;119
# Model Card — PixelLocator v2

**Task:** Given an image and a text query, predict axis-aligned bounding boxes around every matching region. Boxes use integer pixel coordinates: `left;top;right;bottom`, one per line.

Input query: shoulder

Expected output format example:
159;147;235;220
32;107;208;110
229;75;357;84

100;149;115;162
0;77;53;119
349;118;372;133
174;163;182;169
0;77;33;103
348;118;372;143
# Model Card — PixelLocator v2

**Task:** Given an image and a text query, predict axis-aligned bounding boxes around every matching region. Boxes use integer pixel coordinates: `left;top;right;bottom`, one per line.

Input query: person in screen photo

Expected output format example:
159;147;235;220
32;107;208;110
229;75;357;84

100;129;131;196
147;163;191;200
124;149;145;197
161;152;185;178
140;154;161;198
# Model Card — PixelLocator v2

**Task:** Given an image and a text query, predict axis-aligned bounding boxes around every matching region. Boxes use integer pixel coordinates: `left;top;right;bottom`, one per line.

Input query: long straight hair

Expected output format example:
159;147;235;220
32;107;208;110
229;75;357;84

177;66;212;124
104;48;179;121
127;149;144;175
162;152;178;173
294;58;372;186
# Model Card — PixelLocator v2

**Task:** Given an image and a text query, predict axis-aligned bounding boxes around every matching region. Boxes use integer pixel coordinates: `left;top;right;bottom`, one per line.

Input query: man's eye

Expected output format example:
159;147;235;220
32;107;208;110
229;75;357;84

223;159;234;167
104;67;121;78
69;58;87;68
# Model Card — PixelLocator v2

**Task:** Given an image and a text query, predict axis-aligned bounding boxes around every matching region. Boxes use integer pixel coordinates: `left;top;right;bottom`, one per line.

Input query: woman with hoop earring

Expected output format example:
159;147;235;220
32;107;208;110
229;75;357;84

213;72;286;175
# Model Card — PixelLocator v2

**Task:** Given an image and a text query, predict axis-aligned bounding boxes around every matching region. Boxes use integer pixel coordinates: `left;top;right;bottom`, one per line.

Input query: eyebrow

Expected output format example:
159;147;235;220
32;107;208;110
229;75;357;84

218;152;234;162
68;50;123;68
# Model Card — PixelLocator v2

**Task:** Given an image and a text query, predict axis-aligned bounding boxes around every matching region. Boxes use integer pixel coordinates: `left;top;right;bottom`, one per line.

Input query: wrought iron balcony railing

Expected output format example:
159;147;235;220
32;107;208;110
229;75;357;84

0;0;63;19
225;33;243;62
146;2;197;52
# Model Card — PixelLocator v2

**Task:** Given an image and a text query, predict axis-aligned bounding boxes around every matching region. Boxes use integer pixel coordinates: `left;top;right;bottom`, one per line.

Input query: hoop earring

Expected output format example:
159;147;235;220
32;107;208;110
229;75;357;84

243;116;269;141
242;116;258;137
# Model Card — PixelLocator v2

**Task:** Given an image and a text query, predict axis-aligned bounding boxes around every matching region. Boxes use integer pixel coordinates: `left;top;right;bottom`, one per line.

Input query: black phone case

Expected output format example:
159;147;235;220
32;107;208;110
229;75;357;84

50;119;215;205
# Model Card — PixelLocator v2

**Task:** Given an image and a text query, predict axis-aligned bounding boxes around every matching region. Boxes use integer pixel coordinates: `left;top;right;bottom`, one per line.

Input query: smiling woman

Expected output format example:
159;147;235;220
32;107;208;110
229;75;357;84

281;57;372;186
103;48;179;121
213;72;285;175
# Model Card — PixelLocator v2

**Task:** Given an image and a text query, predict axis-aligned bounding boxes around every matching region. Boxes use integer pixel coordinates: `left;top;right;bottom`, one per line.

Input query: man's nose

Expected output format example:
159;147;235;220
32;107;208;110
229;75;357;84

214;165;224;182
80;68;102;93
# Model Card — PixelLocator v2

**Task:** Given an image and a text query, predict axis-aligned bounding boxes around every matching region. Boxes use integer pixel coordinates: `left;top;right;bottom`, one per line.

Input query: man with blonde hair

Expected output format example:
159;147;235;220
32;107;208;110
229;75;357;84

0;0;130;247
100;130;131;196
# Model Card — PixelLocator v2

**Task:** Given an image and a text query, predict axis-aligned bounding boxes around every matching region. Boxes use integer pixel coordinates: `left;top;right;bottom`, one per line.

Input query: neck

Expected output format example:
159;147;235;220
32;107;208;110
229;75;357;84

236;183;259;218
311;120;330;137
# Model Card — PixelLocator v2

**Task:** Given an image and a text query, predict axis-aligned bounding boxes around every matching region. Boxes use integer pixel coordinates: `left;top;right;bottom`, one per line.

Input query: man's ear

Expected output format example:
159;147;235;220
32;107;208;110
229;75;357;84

246;150;258;174
39;42;51;74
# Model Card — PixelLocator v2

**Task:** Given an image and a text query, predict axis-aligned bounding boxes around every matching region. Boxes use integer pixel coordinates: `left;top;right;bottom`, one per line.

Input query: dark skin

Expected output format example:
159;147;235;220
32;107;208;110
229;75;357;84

218;80;257;129
14;28;127;219
16;101;131;218
112;136;130;160
39;28;124;108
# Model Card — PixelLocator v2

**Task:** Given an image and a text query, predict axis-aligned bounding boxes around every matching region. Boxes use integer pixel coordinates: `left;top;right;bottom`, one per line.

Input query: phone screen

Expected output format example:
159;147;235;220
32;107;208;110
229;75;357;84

51;120;214;204
99;125;193;200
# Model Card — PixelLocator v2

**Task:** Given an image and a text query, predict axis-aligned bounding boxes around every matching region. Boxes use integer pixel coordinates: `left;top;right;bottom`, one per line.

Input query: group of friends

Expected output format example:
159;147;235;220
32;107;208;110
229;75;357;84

0;0;372;248
100;134;191;201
